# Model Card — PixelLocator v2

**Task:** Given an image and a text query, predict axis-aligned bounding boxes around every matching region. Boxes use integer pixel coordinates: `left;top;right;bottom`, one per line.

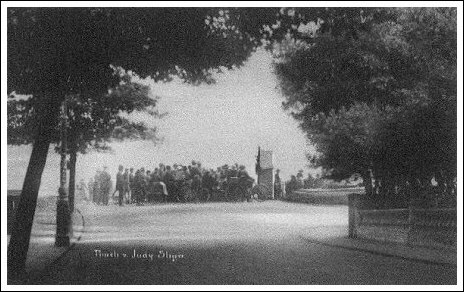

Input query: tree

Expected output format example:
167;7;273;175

8;73;160;217
306;103;385;194
7;7;270;276
65;73;162;212
271;8;457;207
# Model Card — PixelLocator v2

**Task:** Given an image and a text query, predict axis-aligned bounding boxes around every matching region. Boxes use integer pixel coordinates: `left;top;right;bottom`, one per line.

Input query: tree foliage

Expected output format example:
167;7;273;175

8;72;160;153
272;7;457;207
7;8;264;95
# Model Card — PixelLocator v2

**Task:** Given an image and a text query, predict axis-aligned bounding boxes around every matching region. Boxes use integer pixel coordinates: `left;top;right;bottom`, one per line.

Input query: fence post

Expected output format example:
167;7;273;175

348;193;360;238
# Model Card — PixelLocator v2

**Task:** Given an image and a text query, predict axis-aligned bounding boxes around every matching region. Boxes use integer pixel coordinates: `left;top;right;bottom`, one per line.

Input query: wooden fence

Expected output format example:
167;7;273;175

286;187;365;205
348;193;457;249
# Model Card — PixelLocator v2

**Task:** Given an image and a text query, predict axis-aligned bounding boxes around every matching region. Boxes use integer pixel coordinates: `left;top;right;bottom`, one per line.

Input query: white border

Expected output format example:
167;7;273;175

1;1;463;291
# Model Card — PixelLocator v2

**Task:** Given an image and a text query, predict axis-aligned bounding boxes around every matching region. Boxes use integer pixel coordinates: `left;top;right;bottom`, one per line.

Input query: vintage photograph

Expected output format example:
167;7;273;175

2;2;462;289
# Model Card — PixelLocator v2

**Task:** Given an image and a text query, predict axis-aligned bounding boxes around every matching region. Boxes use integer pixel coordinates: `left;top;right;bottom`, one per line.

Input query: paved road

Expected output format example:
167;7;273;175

29;201;456;285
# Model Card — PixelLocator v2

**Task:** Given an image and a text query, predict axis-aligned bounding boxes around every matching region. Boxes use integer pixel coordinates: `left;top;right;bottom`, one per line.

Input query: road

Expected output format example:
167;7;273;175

27;201;456;285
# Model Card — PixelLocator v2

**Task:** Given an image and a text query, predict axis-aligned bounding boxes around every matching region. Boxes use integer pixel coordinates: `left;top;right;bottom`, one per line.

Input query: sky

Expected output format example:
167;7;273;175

7;49;316;196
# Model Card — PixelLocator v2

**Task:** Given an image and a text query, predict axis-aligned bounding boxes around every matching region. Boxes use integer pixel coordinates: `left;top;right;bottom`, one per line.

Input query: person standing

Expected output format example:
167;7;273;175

93;171;101;204
159;164;166;181
153;170;168;201
77;179;88;201
88;178;94;203
296;170;304;189
287;175;298;194
146;170;154;202
113;165;125;206
100;166;112;205
129;168;135;204
132;169;141;205
274;169;282;199
123;168;130;204
139;168;147;203
134;168;147;205
164;166;176;202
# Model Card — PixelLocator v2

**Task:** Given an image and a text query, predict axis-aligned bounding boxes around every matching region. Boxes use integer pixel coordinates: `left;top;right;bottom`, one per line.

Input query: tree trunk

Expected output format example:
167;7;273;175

69;149;77;213
7;98;60;279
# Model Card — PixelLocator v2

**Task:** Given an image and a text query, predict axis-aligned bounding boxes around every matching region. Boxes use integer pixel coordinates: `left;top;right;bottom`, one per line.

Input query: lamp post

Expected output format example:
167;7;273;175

55;95;71;247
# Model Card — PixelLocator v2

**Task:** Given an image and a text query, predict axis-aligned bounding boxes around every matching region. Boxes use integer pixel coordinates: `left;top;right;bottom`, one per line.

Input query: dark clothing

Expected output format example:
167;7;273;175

274;174;282;198
116;171;124;189
163;172;177;202
286;178;298;194
100;171;112;205
133;172;147;204
122;172;130;203
92;176;100;204
117;187;124;206
129;173;135;190
114;171;125;206
275;174;281;185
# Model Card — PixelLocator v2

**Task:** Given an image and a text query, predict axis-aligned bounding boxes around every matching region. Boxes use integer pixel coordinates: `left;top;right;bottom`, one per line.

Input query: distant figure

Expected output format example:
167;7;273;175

159;164;166;181
146;170;153;202
152;170;169;201
304;173;315;189
129;168;135;203
77;179;88;201
296;170;304;189
286;175;299;195
113;165;125;206
100;166;112;205
131;169;140;204
191;174;202;198
123;168;130;204
202;171;216;201
93;171;101;204
164;166;176;202
274;169;282;199
133;168;147;205
88;178;94;203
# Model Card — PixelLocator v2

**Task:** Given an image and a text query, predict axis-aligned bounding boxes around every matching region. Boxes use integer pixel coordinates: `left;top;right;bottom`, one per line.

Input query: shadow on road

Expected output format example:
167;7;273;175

13;201;458;285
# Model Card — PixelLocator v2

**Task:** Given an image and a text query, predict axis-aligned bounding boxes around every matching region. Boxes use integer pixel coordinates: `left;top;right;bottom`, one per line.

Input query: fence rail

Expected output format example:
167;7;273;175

349;193;457;249
287;188;365;205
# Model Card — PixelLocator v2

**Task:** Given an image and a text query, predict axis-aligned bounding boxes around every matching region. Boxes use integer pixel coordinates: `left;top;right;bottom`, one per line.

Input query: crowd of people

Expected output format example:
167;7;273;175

87;161;255;206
